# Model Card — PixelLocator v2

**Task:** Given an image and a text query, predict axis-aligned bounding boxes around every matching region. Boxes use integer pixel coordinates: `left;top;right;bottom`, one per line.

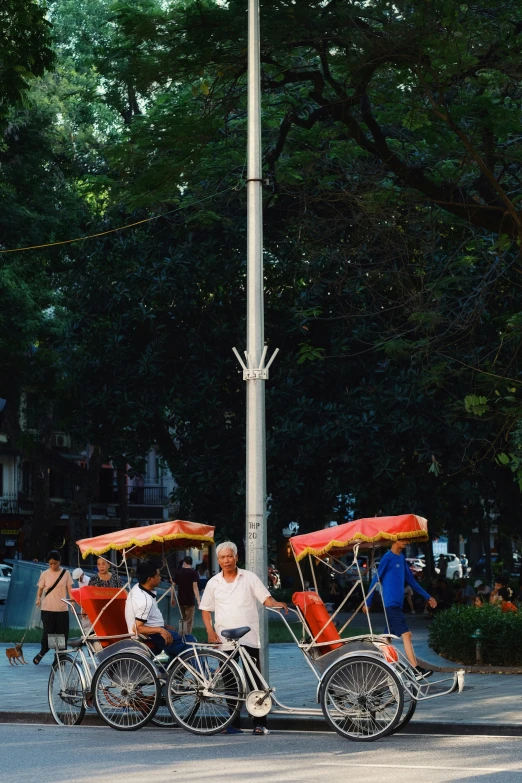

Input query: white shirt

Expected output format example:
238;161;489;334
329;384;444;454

199;568;270;648
125;583;164;634
77;575;91;586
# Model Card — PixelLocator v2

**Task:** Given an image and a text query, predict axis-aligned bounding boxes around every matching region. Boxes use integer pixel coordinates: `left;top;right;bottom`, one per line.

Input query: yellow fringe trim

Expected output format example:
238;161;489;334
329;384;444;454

81;532;214;559
293;528;429;563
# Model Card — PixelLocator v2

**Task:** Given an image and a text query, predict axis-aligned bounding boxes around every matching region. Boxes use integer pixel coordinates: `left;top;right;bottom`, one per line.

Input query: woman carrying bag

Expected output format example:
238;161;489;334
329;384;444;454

33;550;74;665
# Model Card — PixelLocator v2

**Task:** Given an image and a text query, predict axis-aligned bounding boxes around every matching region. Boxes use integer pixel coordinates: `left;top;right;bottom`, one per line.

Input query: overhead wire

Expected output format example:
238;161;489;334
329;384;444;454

0;184;239;255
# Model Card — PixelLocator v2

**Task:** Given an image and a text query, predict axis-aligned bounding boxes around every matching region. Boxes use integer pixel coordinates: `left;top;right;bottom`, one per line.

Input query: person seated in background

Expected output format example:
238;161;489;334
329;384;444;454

90;557;124;589
474;594;485;608
125;560;196;658
474;579;491;600
456;578;475;606
430;577;454;612
490;576;511;606
498;587;517;613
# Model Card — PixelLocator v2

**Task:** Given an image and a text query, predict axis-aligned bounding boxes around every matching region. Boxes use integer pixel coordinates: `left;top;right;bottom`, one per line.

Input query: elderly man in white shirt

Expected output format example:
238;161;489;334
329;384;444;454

200;541;287;735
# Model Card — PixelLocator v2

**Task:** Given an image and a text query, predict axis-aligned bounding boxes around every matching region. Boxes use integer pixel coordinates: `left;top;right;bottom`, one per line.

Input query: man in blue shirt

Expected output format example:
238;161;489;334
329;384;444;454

364;539;437;676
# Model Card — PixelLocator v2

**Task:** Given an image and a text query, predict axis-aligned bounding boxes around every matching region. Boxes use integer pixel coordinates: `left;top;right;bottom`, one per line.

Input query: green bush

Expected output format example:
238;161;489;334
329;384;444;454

429;605;522;666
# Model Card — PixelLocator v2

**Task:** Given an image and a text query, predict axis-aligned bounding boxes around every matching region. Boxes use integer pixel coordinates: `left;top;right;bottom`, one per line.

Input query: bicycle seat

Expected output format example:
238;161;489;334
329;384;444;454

68;638;84;649
220;626;251;640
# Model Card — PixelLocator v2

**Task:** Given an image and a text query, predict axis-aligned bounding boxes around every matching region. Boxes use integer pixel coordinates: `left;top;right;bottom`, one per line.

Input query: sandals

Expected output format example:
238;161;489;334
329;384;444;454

33;653;43;665
252;725;270;735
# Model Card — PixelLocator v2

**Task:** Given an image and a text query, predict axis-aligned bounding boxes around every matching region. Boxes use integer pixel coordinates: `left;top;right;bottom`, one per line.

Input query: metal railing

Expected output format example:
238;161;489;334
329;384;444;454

126;486;169;506
0;493;26;514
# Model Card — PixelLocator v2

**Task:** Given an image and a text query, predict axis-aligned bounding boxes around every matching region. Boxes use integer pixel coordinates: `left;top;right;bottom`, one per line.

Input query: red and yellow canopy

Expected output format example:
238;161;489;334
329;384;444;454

77;519;214;559
290;514;428;562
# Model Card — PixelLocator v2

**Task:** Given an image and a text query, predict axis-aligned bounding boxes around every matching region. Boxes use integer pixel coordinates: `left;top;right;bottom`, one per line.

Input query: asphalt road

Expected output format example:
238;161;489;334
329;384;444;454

2;725;522;783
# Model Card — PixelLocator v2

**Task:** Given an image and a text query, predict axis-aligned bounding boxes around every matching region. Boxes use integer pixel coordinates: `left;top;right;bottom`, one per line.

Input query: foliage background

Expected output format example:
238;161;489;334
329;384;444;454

2;0;522;557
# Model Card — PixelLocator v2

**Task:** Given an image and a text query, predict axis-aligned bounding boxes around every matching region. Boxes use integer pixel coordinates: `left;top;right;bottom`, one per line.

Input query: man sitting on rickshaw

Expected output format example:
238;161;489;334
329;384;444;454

125;560;196;658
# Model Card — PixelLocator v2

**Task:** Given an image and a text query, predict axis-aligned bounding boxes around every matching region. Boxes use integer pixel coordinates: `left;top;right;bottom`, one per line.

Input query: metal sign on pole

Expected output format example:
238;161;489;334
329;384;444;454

233;0;278;678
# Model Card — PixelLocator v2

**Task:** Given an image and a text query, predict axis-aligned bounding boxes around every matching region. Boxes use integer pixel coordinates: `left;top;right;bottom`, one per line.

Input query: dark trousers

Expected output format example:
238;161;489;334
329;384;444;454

147;625;197;659
40;610;69;657
233;645;267;729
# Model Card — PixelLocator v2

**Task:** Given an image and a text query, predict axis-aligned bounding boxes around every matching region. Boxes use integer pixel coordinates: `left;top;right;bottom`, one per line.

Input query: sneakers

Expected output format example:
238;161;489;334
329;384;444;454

415;665;433;680
253;725;270;735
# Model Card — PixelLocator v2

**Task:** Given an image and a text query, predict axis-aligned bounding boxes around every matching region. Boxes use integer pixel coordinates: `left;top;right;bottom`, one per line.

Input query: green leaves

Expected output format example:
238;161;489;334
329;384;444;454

464;395;489;416
297;343;326;364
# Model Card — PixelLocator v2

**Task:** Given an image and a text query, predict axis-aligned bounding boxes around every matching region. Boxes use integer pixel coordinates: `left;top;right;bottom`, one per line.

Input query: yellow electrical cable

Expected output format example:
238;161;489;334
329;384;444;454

0;185;238;254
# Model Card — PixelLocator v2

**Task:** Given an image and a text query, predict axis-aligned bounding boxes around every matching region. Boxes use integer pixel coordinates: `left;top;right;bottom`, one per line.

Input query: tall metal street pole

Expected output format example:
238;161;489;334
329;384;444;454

233;0;278;678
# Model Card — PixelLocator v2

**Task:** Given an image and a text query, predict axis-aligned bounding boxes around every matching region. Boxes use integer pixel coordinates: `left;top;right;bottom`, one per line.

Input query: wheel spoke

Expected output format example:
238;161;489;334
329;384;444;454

321;657;403;741
48;655;85;726
167;650;244;735
93;653;159;731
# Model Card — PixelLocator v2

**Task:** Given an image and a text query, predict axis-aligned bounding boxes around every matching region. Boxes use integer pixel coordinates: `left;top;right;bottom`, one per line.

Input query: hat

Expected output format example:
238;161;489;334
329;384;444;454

72;568;84;580
474;579;483;588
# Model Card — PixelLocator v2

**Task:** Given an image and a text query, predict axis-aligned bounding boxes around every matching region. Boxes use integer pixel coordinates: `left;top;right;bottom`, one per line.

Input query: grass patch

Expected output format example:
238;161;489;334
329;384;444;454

0;627;81;644
1;620;360;645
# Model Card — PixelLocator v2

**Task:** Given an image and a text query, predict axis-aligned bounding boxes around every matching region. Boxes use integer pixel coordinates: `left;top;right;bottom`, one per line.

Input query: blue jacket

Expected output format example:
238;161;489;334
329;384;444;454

366;550;430;609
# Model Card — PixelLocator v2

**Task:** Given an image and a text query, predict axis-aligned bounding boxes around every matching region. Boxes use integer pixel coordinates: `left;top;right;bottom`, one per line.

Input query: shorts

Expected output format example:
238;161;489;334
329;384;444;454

383;606;409;637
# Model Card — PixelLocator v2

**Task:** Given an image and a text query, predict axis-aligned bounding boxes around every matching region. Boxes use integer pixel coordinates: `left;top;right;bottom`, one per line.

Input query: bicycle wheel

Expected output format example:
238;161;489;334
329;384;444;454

166;649;244;735
48;654;86;726
92;652;161;731
151;682;179;727
320;655;404;742
393;686;417;732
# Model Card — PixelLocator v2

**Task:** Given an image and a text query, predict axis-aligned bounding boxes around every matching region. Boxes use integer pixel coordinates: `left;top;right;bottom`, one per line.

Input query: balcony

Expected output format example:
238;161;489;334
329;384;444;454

127;486;169;506
0;494;33;515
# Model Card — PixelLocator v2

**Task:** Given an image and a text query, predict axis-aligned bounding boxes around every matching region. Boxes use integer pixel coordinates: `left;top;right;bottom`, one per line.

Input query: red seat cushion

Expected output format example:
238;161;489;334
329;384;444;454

292;591;343;654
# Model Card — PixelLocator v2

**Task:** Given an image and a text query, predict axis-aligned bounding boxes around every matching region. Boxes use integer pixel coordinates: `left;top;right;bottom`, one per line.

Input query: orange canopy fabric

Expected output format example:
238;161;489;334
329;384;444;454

77;519;214;559
289;514;428;562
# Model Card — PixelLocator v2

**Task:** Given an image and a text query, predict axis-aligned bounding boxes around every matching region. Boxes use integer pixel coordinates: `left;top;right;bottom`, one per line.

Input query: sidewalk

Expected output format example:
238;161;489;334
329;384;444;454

2;629;522;732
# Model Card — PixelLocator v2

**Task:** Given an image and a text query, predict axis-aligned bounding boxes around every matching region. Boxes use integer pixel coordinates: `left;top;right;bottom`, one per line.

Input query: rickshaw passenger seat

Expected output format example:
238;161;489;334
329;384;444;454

292;591;343;654
71;586;128;647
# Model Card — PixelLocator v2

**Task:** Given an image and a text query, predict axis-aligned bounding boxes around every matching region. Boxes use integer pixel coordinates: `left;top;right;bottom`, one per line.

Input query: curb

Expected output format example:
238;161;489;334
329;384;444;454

416;656;522;675
2;712;522;736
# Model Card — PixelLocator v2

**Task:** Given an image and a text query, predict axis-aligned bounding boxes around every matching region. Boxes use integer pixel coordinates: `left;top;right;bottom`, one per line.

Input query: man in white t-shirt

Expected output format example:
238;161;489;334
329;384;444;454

125;560;196;658
200;541;287;735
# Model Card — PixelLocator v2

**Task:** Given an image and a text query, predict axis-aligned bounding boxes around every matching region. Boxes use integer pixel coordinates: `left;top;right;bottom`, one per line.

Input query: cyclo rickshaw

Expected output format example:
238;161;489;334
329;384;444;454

161;514;464;742
48;519;215;730
49;514;463;741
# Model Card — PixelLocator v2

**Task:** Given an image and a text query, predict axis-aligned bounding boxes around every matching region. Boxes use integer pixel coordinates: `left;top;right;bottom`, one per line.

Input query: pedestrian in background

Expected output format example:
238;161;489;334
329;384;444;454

172;555;200;634
197;561;209;593
33;550;73;665
72;567;90;587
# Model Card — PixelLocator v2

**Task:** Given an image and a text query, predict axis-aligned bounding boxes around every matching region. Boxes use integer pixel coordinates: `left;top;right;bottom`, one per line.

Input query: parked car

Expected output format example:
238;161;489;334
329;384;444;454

0;564;12;602
435;553;463;580
474;553;521;577
406;557;425;574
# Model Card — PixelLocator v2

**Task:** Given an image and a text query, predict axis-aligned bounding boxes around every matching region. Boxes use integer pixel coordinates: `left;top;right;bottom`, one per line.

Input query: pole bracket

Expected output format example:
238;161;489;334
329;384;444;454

232;346;279;381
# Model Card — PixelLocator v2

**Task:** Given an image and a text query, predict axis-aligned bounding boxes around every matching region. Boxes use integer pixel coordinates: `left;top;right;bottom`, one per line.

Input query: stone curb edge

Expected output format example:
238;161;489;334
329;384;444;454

1;712;522;736
416;657;522;675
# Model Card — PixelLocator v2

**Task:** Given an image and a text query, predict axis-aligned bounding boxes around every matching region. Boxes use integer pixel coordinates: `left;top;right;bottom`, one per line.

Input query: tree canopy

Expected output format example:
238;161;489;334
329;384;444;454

2;0;522;556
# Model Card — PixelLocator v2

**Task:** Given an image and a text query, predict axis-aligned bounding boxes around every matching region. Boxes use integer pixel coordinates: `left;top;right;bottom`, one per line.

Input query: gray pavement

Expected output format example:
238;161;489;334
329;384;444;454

2;637;522;728
1;725;522;783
